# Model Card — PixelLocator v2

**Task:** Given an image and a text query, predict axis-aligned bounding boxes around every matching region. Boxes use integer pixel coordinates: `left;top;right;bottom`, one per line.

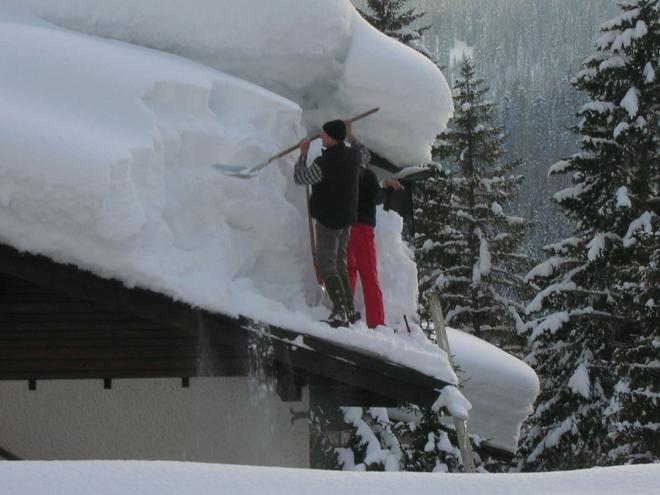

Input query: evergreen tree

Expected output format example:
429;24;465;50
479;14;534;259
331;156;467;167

357;0;431;46
414;57;530;354
335;407;403;471
335;405;484;473
601;0;660;465
395;404;491;472
522;0;659;470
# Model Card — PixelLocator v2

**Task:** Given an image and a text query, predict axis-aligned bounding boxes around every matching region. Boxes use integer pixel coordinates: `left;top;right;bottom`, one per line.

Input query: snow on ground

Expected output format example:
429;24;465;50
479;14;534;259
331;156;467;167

0;5;535;450
2;461;659;495
7;0;453;166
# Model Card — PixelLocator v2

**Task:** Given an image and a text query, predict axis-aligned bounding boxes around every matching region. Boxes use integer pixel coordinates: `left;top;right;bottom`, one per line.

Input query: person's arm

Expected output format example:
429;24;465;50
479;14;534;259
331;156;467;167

293;138;323;185
383;178;404;191
363;169;384;205
375;178;405;206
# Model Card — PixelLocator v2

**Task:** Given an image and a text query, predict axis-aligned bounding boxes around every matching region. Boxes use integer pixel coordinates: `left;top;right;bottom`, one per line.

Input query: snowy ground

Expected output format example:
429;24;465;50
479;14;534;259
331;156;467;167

1;461;658;495
0;3;535;454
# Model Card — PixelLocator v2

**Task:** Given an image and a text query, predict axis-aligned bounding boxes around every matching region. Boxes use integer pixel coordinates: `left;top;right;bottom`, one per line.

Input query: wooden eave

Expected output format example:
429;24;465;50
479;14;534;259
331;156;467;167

0;243;451;408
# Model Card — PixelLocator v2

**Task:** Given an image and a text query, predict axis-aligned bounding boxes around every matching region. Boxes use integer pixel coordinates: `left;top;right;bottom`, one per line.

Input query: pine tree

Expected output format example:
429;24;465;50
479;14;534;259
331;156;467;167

357;0;431;47
601;0;660;465
335;405;484;473
522;0;659;470
335;407;403;471
414;57;530;355
396;404;487;472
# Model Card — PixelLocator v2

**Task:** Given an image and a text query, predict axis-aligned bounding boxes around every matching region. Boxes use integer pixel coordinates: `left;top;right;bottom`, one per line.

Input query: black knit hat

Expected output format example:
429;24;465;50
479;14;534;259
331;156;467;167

322;120;346;142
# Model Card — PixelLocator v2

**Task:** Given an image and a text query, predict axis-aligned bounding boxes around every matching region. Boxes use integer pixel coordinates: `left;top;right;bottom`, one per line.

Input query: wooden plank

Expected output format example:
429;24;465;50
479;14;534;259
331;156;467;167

0;302;100;313
0;358;198;372
0;360;250;379
0;370;197;380
0;293;79;303
0;339;194;348
0;346;198;360
0;320;174;331
0;312;145;322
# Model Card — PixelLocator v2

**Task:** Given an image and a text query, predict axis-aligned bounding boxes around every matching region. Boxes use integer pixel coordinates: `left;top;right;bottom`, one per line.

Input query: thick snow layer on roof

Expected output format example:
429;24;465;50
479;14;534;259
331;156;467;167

0;7;534;451
0;8;455;384
8;0;453;166
447;329;539;453
2;462;659;495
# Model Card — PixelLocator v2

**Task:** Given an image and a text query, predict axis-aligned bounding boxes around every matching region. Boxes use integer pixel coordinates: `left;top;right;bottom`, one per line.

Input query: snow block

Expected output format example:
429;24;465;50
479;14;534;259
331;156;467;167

9;0;453;165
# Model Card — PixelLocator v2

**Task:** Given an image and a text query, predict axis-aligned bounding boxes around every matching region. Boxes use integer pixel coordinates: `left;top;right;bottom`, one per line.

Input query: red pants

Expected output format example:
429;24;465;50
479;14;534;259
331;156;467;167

347;224;385;328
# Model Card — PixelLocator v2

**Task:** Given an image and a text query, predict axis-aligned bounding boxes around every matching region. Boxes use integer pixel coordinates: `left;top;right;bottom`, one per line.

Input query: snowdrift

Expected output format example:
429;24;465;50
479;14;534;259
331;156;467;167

7;0;453;166
0;5;536;454
2;461;659;495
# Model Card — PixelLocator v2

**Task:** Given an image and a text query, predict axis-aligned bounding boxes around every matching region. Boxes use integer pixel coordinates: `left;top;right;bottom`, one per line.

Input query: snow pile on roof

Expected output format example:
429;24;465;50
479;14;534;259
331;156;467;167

8;0;453;166
447;329;540;453
2;461;659;495
0;7;457;384
0;5;535;449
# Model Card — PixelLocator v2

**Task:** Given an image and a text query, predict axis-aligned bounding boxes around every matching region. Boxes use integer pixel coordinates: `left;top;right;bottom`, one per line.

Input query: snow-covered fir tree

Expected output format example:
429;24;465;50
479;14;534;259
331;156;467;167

335;407;403;471
333;405;483;473
356;0;431;46
522;0;659;470
395;404;490;473
414;57;530;355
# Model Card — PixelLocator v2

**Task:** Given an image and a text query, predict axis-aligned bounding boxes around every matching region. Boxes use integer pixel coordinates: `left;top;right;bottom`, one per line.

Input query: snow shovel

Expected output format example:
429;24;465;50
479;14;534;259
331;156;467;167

305;184;331;308
212;107;380;178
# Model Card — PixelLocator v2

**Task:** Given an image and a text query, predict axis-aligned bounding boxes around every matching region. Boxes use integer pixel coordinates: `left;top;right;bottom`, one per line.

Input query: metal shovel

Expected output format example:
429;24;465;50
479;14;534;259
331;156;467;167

212;107;379;178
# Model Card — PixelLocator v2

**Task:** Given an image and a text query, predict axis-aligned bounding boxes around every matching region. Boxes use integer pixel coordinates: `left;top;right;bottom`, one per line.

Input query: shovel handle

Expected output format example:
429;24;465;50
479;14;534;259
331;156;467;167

266;107;380;164
347;107;380;123
268;132;321;163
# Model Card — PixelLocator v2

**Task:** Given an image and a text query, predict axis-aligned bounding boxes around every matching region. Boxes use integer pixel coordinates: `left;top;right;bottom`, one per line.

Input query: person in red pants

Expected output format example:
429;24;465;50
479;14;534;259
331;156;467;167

346;123;403;328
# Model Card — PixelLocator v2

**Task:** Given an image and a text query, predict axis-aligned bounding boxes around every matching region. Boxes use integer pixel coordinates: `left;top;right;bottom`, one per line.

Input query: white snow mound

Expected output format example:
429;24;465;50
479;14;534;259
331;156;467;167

2;461;660;495
8;0;453;166
447;329;540;453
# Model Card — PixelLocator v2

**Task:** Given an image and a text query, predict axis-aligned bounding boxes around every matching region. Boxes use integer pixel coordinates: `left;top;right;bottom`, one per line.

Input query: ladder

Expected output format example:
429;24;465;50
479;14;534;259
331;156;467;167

429;291;476;473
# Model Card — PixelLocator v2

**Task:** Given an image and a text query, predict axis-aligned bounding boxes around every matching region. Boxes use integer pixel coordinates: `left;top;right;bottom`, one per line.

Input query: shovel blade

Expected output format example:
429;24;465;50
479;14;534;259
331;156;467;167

212;163;253;173
212;160;267;179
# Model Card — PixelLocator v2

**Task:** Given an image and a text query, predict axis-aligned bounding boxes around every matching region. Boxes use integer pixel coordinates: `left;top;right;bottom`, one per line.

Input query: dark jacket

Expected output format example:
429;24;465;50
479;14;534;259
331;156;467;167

310;143;360;229
356;167;384;227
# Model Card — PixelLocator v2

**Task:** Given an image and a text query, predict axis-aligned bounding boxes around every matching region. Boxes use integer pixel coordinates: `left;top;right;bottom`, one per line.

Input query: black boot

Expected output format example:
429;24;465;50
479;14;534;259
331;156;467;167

339;273;360;324
323;276;349;327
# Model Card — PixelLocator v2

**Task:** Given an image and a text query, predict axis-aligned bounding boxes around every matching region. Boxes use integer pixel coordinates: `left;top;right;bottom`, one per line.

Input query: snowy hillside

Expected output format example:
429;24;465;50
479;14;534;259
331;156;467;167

2;461;659;495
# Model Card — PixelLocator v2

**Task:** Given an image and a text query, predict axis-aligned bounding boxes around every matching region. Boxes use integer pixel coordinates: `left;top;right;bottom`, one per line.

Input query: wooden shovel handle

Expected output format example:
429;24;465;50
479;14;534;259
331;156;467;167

266;107;380;164
347;107;380;123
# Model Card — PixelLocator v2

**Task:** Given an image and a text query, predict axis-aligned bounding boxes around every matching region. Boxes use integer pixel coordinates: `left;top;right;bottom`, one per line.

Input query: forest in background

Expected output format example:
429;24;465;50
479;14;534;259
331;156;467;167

353;0;620;254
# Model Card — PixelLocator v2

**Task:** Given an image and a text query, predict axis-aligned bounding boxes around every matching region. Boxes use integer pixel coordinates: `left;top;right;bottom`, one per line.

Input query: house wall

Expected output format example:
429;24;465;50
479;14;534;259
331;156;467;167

0;377;309;467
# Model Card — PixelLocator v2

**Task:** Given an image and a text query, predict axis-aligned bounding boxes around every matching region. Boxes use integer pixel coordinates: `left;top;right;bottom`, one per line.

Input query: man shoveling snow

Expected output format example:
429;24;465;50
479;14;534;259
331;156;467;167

294;120;370;327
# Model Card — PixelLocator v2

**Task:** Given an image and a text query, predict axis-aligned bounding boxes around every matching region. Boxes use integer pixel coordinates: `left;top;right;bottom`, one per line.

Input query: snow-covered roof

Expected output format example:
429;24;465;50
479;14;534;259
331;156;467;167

0;5;456;383
447;330;539;454
0;5;535;454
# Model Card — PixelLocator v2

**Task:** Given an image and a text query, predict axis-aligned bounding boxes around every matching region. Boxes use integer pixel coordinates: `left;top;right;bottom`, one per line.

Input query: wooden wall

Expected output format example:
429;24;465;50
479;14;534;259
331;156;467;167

0;273;248;384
